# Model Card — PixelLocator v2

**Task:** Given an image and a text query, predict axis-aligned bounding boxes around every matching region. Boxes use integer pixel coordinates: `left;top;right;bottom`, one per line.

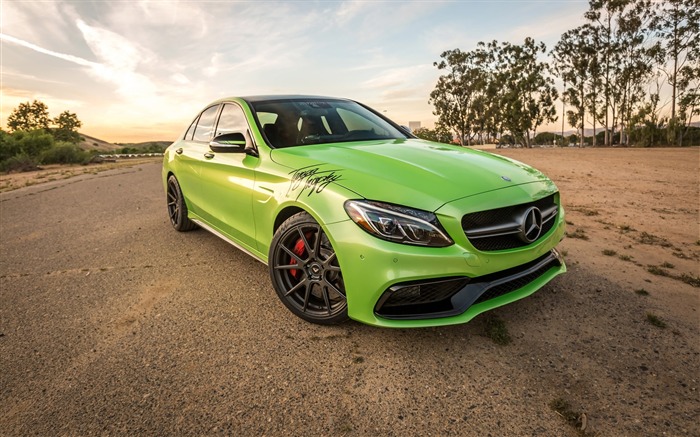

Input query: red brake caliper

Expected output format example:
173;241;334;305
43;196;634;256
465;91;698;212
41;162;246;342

289;234;309;278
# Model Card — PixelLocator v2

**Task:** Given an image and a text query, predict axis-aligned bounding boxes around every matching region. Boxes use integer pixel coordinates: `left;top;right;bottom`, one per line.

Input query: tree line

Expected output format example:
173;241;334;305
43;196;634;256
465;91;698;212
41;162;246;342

428;0;699;147
1;100;167;173
1;100;94;171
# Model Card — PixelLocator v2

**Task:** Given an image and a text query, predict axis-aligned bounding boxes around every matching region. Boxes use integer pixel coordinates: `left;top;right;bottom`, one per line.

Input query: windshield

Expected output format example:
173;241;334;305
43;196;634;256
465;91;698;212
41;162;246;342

250;98;408;148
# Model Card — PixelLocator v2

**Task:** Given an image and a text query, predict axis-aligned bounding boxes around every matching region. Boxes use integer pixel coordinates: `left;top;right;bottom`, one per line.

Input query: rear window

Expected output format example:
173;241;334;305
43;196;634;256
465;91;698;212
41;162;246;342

192;105;220;142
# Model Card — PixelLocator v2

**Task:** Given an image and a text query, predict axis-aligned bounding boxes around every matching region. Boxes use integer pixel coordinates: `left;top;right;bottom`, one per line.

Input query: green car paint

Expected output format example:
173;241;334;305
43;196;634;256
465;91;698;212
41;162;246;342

163;96;566;327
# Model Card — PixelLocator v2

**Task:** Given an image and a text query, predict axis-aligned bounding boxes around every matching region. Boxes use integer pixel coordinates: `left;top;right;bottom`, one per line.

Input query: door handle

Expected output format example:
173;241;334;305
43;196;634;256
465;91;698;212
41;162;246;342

175;148;183;155
204;152;215;159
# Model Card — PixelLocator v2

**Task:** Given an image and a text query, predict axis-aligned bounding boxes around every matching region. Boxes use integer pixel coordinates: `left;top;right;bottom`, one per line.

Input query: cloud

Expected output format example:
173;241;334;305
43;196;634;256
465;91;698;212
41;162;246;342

1;87;85;124
335;0;367;24
0;33;100;69
74;19;162;101
1;69;70;86
503;4;588;48
362;65;433;91
76;19;150;72
1;1;78;48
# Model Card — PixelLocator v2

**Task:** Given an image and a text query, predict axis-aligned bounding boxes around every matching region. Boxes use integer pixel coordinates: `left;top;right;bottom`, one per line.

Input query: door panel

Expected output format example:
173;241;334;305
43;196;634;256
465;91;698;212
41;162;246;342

172;105;220;215
196;152;258;249
195;103;259;250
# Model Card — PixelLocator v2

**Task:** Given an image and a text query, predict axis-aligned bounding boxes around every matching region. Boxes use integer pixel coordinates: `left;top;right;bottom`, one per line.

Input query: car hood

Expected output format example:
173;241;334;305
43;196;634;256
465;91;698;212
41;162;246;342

270;139;553;211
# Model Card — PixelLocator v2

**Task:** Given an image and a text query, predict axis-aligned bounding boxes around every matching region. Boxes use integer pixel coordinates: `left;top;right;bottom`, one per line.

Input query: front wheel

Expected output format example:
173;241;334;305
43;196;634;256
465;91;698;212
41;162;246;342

269;212;348;325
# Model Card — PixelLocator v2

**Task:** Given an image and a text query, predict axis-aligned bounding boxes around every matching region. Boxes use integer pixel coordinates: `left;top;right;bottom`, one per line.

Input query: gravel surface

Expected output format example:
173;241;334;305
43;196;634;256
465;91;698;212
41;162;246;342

1;151;698;436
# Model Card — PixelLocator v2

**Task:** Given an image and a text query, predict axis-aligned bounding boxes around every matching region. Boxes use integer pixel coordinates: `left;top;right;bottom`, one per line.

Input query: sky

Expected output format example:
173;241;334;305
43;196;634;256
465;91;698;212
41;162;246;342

1;0;590;143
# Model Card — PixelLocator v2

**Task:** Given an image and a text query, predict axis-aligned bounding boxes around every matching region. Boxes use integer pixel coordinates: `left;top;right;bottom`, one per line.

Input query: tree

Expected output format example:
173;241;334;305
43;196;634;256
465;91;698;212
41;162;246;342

430;49;489;145
677;63;699;145
628;88;664;146
6;100;51;132
494;38;559;147
614;0;660;145
653;0;700;145
53;111;82;143
431;39;558;148
585;0;634;146
412;125;454;144
577;0;665;146
533;132;563;145
552;25;597;147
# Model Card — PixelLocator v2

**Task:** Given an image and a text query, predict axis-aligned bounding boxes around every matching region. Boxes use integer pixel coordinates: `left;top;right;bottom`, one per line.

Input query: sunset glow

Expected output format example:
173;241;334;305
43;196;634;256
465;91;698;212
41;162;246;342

2;1;589;143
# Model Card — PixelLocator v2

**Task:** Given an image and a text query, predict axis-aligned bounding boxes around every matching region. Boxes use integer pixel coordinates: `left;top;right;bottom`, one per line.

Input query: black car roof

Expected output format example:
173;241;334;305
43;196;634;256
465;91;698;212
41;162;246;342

240;95;352;103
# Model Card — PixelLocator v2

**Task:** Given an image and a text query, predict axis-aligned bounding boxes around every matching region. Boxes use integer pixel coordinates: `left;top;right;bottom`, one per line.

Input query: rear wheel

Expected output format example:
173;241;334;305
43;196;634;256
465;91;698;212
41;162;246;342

269;212;348;324
166;175;197;232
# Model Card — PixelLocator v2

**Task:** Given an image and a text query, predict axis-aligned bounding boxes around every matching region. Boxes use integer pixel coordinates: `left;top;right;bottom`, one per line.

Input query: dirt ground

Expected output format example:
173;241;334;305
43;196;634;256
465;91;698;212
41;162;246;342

0;147;698;436
0;158;158;193
494;147;699;325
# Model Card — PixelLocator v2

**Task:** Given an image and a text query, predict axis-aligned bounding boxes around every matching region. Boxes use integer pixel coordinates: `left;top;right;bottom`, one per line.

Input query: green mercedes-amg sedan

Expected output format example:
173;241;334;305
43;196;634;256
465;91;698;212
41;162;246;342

163;96;566;327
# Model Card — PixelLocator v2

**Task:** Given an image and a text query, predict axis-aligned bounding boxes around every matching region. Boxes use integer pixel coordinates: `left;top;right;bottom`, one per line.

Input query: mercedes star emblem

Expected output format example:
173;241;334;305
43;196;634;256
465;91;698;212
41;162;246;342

519;206;543;243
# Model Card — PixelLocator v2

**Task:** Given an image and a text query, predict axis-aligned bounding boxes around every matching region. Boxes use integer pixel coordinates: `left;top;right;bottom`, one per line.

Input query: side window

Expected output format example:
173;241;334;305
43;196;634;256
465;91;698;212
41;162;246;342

215;103;248;137
193;105;220;142
183;117;198;140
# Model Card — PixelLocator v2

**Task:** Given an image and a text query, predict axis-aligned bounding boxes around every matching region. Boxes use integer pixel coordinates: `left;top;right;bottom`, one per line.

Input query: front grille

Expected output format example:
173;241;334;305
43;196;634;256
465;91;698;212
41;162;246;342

462;194;558;251
375;251;561;320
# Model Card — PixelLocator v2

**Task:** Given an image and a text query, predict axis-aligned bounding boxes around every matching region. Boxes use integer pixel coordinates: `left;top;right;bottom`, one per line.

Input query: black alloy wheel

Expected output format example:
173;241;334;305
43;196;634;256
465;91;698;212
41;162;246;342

269;212;348;324
166;175;197;232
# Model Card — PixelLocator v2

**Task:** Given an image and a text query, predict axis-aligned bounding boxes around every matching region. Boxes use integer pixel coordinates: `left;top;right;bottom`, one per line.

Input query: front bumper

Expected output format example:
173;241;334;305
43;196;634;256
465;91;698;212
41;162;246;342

374;249;563;320
325;190;566;328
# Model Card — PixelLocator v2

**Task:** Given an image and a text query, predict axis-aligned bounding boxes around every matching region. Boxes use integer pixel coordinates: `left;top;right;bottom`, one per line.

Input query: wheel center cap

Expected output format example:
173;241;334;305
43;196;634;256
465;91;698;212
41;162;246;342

308;263;322;279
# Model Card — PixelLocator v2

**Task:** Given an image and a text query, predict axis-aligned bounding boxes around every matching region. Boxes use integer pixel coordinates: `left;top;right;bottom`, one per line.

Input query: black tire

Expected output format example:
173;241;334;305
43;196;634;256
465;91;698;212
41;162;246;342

166;175;197;232
269;212;348;325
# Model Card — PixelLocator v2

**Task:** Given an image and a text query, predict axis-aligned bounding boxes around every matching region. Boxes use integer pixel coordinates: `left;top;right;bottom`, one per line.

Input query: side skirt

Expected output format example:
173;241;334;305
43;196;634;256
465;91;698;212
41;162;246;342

191;219;268;265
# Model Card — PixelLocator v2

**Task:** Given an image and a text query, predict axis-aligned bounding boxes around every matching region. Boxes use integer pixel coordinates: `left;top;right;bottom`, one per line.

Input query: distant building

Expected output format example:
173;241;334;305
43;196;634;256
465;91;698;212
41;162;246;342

408;121;421;132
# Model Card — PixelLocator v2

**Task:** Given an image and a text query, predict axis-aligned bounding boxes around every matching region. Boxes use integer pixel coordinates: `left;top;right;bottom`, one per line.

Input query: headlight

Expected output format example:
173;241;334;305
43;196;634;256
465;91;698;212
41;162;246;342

344;200;454;247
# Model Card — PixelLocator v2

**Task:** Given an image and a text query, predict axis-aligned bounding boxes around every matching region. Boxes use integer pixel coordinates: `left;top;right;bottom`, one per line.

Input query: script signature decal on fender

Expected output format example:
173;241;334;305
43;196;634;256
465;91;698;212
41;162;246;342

288;165;342;197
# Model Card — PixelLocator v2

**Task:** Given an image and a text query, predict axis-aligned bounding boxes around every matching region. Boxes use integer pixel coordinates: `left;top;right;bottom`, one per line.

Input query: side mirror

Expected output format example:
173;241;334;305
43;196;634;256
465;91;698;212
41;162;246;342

210;132;258;157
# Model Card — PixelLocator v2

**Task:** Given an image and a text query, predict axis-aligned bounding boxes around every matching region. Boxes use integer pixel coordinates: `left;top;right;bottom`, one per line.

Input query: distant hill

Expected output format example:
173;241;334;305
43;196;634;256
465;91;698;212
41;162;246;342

78;133;172;153
79;133;119;152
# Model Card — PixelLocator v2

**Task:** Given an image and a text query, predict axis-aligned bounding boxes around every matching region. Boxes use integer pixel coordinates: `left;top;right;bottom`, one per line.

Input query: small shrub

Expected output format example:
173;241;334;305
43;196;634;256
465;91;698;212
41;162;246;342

484;315;511;345
661;262;675;269
566;228;589;240
0;153;39;173
635;288;649;296
647;265;670;277
637;232;672;247
602;249;617;256
679;273;700;288
572;207;599;216
39;143;91;165
618;254;633;261
646;313;667;328
549;398;581;429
